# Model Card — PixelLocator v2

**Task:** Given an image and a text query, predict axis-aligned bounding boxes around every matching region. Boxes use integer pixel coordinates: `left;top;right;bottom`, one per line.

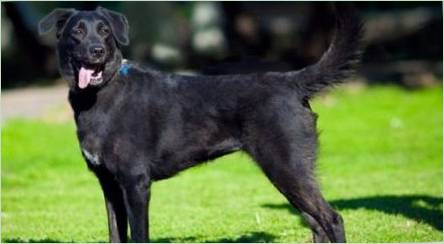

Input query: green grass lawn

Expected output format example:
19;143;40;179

2;84;442;242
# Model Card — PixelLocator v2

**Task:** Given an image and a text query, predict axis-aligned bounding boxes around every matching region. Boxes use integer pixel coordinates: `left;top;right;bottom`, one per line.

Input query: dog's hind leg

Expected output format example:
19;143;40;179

95;168;128;243
301;211;330;242
247;141;345;242
244;109;345;242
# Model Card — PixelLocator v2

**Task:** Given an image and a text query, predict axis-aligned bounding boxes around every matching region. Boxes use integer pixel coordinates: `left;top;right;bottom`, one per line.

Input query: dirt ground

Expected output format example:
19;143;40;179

1;84;71;123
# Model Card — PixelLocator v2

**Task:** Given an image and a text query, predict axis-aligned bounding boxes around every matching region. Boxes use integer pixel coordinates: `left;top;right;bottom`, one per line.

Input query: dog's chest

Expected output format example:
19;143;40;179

76;112;110;167
71;87;131;169
82;147;100;166
79;132;103;166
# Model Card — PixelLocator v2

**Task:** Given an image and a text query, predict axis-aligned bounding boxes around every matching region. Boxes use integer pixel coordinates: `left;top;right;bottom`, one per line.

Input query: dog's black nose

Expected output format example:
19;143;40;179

90;45;105;58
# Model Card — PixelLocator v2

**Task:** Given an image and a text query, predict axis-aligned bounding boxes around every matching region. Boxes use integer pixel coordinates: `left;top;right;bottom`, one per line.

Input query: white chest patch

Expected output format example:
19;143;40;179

82;148;101;166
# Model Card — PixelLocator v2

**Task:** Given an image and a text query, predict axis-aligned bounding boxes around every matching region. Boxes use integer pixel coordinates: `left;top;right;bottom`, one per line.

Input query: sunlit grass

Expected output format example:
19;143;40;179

2;84;442;242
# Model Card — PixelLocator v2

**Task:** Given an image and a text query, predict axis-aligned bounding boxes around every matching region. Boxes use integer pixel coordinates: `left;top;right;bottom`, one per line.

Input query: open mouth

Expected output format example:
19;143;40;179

74;62;105;89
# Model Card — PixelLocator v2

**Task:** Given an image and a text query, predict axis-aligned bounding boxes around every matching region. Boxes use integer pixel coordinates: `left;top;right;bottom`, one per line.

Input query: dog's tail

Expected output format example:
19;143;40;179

287;5;363;99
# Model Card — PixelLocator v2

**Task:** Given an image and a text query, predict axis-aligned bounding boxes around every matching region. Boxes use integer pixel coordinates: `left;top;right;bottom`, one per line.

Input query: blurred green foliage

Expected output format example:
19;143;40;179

2;2;442;87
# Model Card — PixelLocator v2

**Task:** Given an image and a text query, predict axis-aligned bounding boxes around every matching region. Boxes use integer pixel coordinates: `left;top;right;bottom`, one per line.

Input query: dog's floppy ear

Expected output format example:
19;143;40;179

97;6;130;46
38;8;76;38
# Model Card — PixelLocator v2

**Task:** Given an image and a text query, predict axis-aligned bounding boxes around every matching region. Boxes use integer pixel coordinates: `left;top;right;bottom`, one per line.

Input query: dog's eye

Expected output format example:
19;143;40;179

98;26;110;36
72;28;84;36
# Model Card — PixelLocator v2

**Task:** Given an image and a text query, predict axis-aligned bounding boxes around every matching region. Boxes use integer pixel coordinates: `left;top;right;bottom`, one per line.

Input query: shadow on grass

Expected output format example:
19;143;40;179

262;194;443;231
152;231;277;243
3;232;276;243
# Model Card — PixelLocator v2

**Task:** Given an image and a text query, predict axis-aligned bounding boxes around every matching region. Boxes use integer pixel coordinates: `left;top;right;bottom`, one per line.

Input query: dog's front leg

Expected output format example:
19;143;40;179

121;174;151;243
96;168;129;243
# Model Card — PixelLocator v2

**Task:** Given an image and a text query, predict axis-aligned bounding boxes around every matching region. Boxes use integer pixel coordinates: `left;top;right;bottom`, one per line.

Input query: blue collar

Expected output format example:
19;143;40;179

119;60;131;76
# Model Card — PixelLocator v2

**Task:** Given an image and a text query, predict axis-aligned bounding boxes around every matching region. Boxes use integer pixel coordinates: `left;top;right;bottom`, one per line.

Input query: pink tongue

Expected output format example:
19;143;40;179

78;67;102;89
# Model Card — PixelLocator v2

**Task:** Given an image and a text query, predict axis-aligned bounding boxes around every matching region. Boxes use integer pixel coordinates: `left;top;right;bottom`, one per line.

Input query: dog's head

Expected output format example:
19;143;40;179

39;7;129;90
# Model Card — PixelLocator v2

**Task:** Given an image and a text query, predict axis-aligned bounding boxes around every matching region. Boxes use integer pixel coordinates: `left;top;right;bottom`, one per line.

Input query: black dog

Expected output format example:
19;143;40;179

39;5;361;243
